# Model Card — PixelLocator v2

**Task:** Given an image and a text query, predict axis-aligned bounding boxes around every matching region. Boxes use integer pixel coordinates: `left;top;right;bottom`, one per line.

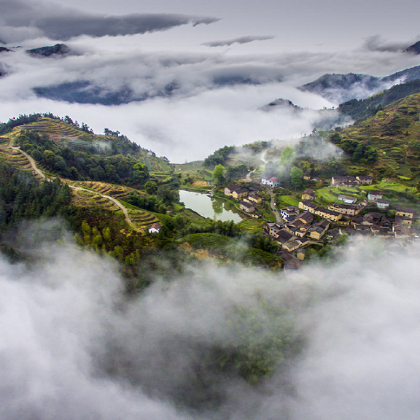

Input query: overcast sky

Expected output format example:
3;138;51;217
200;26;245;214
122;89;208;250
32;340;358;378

1;0;420;161
45;0;420;52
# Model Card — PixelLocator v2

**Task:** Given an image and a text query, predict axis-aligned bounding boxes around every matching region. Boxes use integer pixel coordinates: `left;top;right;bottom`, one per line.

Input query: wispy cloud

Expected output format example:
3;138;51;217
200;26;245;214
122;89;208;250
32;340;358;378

202;35;274;48
361;35;416;53
0;0;220;42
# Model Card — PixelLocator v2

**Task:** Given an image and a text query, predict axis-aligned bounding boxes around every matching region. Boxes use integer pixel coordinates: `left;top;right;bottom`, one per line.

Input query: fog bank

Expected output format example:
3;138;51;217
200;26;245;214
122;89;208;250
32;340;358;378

1;222;420;419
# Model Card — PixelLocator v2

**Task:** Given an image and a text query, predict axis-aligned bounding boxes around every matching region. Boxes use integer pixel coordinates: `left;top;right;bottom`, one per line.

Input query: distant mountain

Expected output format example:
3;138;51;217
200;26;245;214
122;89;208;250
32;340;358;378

0;47;12;53
32;79;183;105
261;98;303;111
339;79;420;121
405;40;420;55
299;73;382;103
33;81;137;105
298;65;420;104
26;44;72;58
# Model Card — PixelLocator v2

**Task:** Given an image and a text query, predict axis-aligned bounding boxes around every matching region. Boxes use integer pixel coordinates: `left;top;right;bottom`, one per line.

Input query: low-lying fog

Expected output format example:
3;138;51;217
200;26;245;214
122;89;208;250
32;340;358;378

2;221;420;420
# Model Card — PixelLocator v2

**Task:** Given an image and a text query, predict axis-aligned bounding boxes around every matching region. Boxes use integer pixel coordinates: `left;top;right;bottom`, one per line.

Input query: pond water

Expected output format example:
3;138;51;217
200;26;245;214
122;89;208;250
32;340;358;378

179;190;243;223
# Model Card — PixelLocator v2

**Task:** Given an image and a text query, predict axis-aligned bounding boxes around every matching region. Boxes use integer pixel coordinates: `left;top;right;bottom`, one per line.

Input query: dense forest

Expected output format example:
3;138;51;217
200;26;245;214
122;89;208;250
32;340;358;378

17;130;149;185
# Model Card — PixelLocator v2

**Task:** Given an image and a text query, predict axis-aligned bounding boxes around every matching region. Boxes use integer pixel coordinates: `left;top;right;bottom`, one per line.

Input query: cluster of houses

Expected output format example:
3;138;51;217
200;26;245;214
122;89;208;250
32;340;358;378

223;173;417;269
331;175;373;187
340;207;416;238
266;208;334;250
224;185;262;218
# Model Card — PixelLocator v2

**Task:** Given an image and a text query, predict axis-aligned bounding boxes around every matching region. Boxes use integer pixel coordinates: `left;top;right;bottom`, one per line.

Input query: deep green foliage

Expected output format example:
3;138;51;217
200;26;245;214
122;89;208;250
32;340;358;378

339;138;378;162
204;146;235;167
18;131;149;185
225;164;248;182
212;164;225;184
0;113;44;135
290;166;304;189
126;191;167;214
0;162;72;230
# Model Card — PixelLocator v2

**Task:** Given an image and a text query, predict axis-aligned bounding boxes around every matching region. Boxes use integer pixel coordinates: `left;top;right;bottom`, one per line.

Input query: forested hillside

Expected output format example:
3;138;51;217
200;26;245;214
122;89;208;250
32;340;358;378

338;91;420;182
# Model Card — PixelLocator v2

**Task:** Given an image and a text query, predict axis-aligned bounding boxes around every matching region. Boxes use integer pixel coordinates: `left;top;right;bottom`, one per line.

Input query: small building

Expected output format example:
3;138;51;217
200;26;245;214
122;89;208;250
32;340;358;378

280;206;299;220
240;201;255;213
148;223;162;234
224;185;249;199
394;216;412;227
247;193;262;204
282;238;308;252
267;223;284;238
315;207;342;222
395;207;415;219
356;175;373;185
232;188;249;200
297;249;306;261
276;229;295;245
299;200;318;213
328;203;363;216
326;229;342;240
331;176;358;187
367;191;383;201
362;212;384;226
308;220;330;240
302;189;315;201
338;194;357;204
297;211;314;224
261;176;280;188
376;199;390;210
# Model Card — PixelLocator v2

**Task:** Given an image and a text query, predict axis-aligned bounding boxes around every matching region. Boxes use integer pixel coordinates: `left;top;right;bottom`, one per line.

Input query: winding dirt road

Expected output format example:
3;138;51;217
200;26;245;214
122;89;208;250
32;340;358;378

12;146;141;232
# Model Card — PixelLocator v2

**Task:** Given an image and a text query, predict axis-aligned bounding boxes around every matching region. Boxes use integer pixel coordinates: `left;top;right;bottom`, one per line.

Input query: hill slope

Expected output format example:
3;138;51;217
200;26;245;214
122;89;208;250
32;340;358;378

340;91;420;181
339;79;420;121
299;65;420;105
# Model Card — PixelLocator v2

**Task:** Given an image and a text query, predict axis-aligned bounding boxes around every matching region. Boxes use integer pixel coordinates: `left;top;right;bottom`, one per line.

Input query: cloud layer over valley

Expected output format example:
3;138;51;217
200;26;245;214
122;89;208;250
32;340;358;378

1;0;420;161
2;222;420;420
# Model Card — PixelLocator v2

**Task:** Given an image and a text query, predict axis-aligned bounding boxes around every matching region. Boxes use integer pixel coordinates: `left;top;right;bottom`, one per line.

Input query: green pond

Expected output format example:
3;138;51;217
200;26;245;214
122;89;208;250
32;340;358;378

179;190;242;223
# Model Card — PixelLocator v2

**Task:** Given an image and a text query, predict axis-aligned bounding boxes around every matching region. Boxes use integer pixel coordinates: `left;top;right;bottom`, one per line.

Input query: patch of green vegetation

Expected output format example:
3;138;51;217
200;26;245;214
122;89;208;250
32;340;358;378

238;218;264;232
182;232;233;249
315;188;337;203
279;195;299;206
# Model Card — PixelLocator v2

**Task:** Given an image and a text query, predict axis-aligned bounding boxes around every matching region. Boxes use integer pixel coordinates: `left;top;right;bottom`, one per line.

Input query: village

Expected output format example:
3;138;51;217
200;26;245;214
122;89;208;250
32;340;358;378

223;174;418;269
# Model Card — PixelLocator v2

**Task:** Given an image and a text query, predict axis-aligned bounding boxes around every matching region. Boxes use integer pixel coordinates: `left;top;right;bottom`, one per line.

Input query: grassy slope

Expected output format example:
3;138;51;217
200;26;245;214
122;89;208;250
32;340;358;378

341;92;420;183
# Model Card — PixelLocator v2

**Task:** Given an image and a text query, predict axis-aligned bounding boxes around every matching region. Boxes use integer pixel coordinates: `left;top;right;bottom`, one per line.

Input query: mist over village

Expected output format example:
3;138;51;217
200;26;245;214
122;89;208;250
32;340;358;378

1;0;420;418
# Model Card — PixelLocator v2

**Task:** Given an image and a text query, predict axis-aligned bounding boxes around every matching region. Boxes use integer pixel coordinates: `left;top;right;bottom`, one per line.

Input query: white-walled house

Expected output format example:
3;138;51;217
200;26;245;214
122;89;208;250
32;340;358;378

261;176;279;188
148;223;162;234
368;191;383;201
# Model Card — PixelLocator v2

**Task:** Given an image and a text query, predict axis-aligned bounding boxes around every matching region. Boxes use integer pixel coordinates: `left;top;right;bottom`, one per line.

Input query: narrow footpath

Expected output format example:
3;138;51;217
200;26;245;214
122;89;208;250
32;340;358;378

12;146;141;232
266;187;282;223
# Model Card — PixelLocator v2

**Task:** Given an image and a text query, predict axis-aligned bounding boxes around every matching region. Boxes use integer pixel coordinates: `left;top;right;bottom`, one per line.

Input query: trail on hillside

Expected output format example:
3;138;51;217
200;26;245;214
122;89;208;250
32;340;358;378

11;145;141;232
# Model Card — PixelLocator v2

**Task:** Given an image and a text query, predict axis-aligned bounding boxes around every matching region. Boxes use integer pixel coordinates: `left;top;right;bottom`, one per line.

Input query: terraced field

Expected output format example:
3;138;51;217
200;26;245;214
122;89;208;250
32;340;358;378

127;209;159;230
71;181;141;201
22;118;83;139
342;92;420;182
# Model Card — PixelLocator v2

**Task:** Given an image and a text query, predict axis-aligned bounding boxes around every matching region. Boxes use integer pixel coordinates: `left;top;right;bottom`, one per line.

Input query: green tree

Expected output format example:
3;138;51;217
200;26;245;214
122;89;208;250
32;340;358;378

212;164;225;184
145;180;158;195
280;146;295;165
290;166;304;189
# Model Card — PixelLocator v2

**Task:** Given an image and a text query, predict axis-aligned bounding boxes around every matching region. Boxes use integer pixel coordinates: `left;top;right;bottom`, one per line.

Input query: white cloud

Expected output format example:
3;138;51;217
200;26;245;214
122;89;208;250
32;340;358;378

1;222;420;419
